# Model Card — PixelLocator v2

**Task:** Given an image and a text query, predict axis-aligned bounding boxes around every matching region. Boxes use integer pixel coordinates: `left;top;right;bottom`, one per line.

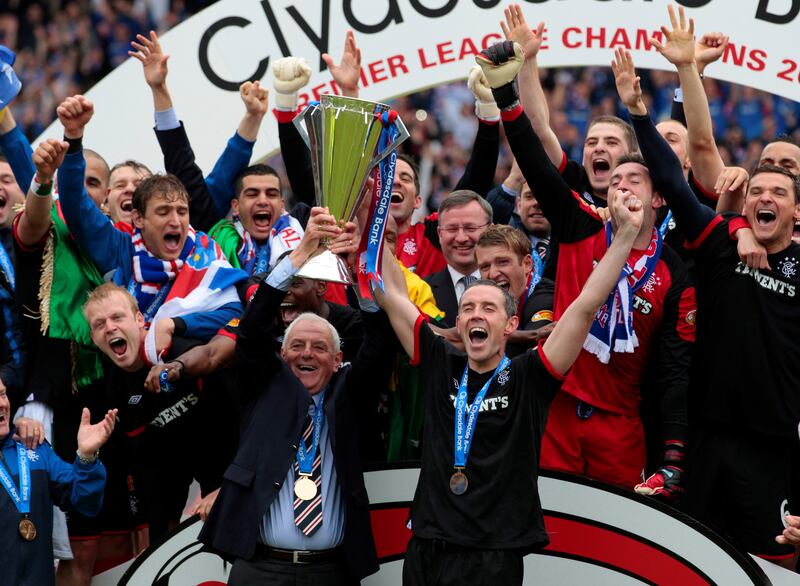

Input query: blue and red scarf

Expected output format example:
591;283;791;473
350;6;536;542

583;224;662;364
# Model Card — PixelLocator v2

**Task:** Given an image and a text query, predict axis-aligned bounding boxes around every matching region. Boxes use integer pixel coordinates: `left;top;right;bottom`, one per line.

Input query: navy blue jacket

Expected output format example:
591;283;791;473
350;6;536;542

199;281;396;581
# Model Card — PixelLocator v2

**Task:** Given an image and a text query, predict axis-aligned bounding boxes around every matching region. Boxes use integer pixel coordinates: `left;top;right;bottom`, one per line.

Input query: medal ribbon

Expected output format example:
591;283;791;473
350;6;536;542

0;443;30;515
364;110;399;295
0;243;14;291
658;210;674;238
295;390;326;475
454;355;511;468
517;254;543;319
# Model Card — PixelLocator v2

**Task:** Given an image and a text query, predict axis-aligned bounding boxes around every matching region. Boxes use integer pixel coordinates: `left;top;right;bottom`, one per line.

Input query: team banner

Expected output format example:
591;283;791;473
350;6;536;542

91;467;799;585
34;0;800;172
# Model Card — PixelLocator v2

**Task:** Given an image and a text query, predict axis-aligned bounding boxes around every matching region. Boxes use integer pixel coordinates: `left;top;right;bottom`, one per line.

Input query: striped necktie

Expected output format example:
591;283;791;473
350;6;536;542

293;412;323;536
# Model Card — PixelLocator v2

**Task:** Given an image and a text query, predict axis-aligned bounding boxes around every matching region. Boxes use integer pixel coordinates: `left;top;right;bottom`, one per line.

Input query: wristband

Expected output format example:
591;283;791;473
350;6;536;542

170;359;186;377
76;449;99;465
65;136;83;154
30;175;53;198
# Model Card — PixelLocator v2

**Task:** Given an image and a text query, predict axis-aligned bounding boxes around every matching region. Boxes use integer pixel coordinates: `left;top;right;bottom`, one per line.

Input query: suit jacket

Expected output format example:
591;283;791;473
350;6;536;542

424;268;459;328
199;282;394;581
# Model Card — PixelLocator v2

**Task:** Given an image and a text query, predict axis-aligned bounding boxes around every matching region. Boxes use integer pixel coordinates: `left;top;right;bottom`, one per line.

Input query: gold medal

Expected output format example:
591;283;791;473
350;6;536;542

294;475;317;501
18;517;37;541
449;469;468;496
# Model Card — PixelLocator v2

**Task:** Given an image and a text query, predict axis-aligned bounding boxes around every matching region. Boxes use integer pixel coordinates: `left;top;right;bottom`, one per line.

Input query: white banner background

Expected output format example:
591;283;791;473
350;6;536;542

34;0;800;172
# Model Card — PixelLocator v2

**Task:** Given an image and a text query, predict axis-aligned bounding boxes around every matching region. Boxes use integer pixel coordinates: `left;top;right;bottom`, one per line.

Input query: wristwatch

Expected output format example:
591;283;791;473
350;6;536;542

76;449;99;465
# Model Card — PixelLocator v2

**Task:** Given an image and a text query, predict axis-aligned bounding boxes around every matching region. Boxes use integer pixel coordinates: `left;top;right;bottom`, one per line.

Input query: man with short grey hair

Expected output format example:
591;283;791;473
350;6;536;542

424;190;493;327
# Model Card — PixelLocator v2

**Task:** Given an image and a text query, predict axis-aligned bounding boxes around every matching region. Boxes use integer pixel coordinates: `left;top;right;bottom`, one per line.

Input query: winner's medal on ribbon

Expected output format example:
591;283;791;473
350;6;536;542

451;356;511;496
0;442;35;540
294;390;326;502
18;516;36;541
294;475;317;501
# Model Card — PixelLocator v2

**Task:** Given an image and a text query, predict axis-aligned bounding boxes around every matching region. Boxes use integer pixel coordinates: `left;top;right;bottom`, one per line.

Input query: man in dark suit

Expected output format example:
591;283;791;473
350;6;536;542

424;191;492;327
199;208;395;585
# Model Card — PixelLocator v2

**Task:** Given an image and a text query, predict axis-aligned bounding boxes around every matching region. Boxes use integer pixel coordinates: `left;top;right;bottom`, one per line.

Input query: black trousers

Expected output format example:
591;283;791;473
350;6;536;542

403;536;524;586
228;556;358;586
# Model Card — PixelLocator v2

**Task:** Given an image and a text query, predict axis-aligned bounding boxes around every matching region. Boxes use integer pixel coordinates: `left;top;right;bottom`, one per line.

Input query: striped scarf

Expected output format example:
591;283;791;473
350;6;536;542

127;227;195;326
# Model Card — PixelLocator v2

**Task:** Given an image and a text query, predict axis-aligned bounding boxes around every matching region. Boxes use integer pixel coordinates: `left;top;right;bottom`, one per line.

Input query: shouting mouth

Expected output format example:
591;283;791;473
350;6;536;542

109;337;128;357
280;302;301;325
163;232;182;252
756;209;776;226
252;210;273;231
120;199;133;213
390;191;404;204
468;326;489;345
592;158;611;180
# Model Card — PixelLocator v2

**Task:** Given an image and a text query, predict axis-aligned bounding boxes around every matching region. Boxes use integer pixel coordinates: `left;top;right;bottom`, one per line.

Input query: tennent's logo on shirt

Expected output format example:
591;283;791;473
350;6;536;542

734;262;797;297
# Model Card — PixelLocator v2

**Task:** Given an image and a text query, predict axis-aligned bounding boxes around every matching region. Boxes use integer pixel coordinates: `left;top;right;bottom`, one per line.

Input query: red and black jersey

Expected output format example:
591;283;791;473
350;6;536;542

550;190;695;419
395;212;446;278
501;106;693;440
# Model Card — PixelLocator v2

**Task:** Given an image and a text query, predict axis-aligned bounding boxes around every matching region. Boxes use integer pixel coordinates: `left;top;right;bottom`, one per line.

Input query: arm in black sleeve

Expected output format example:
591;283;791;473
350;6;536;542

454;121;500;196
485;184;516;225
654;258;693;454
279;120;316;207
155;124;220;233
629;113;716;242
234;281;285;405
502;109;601;242
670;95;687;127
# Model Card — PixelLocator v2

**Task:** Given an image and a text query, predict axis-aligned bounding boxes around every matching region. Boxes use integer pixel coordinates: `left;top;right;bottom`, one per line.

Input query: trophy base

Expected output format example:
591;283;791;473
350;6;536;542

296;249;351;285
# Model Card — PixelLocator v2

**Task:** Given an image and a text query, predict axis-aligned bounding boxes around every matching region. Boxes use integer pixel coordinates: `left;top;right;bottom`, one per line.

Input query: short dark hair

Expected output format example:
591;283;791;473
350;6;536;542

588;115;639;153
750;164;800;204
84;149;109;177
132;174;189;214
234;164;281;198
396;153;420;195
462;279;518;318
767;134;799;148
109;159;151;179
438;190;493;223
614;153;649;170
477;224;531;261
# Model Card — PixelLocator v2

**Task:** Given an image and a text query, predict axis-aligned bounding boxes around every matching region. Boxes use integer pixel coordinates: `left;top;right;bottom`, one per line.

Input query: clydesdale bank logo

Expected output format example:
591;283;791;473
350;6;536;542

107;467;779;585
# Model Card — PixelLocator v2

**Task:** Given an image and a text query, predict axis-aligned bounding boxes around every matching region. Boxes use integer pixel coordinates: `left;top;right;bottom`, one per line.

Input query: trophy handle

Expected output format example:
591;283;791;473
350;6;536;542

292;103;316;149
369;115;410;169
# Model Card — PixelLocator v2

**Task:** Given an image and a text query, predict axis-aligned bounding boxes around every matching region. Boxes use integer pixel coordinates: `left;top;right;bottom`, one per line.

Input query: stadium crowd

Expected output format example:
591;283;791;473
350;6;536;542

1;2;800;585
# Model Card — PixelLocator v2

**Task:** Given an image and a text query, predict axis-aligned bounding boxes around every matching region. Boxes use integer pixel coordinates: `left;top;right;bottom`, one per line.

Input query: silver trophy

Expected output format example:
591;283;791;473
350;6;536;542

294;94;409;283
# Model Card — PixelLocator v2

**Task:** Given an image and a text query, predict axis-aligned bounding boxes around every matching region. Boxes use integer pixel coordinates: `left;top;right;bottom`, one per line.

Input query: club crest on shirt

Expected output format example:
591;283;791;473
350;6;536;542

26;449;39;462
497;368;510;386
779;257;798;279
403;239;418;256
686;310;697;326
641;274;662;294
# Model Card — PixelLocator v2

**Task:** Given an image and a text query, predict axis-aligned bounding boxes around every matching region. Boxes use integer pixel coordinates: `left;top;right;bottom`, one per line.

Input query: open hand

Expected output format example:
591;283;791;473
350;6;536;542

129;31;169;89
322;30;362;96
500;4;545;59
12;417;45;449
611;49;646;115
76;408;118;458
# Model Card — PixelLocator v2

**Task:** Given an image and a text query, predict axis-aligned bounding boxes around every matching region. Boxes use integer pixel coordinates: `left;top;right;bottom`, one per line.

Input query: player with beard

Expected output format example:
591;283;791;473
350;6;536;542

616;39;800;567
478;41;695;494
55;95;244;357
376;186;645;585
83;283;236;541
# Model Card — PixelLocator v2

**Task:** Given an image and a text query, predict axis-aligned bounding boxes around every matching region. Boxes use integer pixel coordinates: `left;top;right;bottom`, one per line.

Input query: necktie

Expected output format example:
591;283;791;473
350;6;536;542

293;410;323;536
460;274;477;290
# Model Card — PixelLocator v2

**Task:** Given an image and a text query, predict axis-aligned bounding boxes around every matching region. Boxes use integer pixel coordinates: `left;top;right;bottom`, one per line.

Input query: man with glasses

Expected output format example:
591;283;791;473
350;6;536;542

424;191;492;327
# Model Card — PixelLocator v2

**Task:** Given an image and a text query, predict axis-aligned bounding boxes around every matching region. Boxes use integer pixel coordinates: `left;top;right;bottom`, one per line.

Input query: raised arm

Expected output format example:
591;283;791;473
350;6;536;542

0;108;35;190
374;247;419;358
322;29;362;99
55;96;131;274
131;31;257;225
650;7;725;196
501;4;562;166
612;49;716;242
16;139;67;247
477;43;601;240
542;190;642;375
455;69;500;196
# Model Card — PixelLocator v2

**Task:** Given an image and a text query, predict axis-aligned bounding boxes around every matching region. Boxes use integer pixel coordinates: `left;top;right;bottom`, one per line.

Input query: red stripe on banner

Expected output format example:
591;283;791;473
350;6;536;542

370;507;413;560
544;516;710;585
